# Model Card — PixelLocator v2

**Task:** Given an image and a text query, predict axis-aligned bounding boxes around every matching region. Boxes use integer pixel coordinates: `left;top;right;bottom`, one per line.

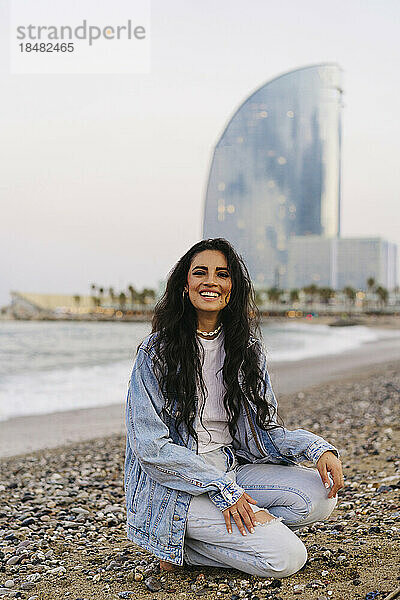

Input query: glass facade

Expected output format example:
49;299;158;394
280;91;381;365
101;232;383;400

203;64;343;287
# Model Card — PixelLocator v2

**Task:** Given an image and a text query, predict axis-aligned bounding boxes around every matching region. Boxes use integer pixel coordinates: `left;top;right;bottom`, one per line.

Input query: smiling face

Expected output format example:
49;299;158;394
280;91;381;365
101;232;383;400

185;249;232;317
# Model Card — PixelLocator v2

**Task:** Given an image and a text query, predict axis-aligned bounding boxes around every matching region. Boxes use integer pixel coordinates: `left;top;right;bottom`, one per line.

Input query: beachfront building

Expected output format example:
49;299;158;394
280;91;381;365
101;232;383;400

203;63;343;288
286;236;398;290
337;238;398;290
287;236;338;289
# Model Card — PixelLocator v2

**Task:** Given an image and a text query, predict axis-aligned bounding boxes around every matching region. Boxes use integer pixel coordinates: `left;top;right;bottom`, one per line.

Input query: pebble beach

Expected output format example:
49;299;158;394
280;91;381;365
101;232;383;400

0;361;399;600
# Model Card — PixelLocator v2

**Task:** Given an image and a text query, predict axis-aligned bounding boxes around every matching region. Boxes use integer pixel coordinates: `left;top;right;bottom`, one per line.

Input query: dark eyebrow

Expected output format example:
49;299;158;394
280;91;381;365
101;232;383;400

192;265;229;271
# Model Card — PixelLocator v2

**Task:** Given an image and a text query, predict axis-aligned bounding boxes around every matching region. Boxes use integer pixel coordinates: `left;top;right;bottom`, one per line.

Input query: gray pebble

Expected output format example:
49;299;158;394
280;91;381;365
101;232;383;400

71;508;90;515
25;573;41;583
16;540;34;550
20;583;36;591
47;565;67;575
145;576;162;592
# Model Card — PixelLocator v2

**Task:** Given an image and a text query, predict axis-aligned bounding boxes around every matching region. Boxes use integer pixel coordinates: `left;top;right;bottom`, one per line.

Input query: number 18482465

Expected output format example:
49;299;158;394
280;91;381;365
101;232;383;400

19;42;74;52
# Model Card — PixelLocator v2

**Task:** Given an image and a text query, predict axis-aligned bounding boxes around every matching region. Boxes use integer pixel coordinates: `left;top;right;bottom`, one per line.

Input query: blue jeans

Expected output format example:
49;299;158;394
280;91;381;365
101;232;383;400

183;446;337;577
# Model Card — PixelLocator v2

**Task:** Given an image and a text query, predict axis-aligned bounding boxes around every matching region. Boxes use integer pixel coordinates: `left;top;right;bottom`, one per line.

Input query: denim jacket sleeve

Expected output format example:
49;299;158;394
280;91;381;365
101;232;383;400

258;343;340;464
126;347;244;512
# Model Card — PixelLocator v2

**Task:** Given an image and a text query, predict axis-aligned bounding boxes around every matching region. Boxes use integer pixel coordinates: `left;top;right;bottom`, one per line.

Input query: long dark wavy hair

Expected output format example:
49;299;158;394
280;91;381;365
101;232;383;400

148;238;282;447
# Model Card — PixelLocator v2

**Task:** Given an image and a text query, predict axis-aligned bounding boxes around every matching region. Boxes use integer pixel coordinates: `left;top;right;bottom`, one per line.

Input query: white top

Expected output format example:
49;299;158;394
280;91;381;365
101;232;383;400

195;329;233;454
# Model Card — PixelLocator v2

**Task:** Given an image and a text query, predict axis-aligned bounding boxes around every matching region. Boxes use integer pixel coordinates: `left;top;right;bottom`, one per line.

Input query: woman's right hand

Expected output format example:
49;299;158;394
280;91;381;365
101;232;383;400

222;492;258;535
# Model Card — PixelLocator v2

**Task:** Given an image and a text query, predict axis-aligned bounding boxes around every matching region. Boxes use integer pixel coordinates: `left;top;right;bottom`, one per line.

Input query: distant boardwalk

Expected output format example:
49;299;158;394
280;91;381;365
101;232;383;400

8;291;154;321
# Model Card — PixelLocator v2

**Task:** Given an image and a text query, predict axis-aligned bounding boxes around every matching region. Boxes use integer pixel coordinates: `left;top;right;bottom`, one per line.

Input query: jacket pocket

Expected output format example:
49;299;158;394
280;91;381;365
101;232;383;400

126;469;146;528
129;470;157;534
131;469;147;514
152;488;181;547
126;459;139;502
126;459;146;521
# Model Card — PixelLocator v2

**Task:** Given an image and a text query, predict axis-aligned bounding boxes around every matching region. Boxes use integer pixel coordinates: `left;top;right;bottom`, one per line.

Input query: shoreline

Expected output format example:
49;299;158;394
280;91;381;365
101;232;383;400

2;313;400;327
1;333;400;458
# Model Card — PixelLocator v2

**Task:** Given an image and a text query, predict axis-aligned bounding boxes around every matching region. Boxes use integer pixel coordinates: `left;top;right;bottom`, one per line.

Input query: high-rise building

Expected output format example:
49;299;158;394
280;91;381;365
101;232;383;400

203;63;343;287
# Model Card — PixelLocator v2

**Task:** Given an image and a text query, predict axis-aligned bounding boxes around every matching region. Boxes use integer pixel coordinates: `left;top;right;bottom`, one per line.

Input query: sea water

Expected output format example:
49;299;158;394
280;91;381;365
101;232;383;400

0;320;396;421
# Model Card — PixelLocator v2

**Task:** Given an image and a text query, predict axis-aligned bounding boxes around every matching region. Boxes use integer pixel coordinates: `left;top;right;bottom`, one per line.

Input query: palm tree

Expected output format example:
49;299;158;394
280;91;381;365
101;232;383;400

289;289;299;304
366;277;377;310
319;287;335;305
142;288;156;304
375;286;388;308
267;287;283;304
109;287;116;305
343;286;356;306
73;295;81;314
90;284;99;309
367;277;376;293
119;292;127;311
302;284;319;306
98;287;104;306
128;285;137;308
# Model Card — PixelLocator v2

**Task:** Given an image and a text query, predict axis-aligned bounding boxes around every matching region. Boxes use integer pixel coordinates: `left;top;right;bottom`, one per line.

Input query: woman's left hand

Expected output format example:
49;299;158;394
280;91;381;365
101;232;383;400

316;451;344;499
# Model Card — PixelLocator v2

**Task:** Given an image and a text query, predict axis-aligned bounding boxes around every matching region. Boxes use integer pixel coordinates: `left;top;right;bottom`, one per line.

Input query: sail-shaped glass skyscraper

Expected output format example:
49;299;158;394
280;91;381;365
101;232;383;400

203;64;343;287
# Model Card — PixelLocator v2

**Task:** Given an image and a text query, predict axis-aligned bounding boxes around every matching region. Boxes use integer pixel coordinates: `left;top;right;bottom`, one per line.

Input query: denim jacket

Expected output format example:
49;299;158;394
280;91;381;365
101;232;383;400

124;332;339;565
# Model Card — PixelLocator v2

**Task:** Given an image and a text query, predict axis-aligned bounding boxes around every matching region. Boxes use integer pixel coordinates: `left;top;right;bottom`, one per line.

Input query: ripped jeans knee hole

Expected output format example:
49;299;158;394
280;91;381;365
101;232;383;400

253;509;283;528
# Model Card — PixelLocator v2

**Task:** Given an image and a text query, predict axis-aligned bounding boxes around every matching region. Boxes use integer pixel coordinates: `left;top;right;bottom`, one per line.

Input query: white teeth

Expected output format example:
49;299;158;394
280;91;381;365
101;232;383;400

200;291;219;297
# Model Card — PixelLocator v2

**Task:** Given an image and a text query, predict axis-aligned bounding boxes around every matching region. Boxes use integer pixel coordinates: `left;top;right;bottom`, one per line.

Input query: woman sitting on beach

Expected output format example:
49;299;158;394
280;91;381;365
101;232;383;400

124;238;344;577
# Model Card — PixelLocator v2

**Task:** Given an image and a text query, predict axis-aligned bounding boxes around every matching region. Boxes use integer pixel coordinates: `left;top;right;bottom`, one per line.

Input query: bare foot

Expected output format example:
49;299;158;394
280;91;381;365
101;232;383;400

160;560;179;572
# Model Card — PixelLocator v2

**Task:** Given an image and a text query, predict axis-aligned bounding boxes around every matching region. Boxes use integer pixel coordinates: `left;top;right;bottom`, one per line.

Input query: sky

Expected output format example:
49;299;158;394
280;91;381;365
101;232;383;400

1;0;399;306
